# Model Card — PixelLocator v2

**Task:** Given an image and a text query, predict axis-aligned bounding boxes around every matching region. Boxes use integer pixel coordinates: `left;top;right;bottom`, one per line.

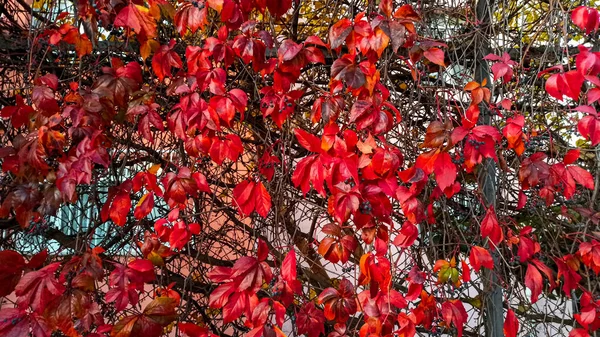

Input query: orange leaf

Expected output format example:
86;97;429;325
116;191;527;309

114;5;157;39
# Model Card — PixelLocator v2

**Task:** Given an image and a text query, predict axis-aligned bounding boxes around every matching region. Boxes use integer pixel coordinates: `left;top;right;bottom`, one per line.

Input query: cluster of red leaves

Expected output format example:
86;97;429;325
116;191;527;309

0;1;599;337
0;248;178;337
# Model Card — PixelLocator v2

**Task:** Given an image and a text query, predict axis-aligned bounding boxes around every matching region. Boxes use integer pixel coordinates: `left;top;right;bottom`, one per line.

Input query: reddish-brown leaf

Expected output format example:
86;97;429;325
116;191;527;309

0;95;34;128
317;278;357;322
0;250;26;297
296;302;326;337
111;297;177;337
329;18;353;49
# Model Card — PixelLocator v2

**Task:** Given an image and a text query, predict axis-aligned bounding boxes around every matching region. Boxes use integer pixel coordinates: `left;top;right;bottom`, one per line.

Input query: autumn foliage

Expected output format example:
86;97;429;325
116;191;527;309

0;0;599;337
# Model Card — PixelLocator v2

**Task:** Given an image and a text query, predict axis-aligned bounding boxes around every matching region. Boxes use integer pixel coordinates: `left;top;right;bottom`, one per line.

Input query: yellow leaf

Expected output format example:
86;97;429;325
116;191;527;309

465;295;482;309
32;0;48;10
140;39;160;61
147;251;164;266
148;163;161;175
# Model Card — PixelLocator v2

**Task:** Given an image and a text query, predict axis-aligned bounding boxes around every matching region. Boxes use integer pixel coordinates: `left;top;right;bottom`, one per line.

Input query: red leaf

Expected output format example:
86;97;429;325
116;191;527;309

504;309;519;337
555;255;582;295
257;239;269;262
281;249;297;283
461;260;471;282
253;181;272;218
0;95;34;128
396;313;417;337
393;221;418;248
209;134;243;164
491;62;513;83
531;259;557;291
441;300;467;337
396;186;425;224
26;249;48;269
267;0;291;17
278;39;303;62
480;207;503;248
423;47;445;67
503;115;526;156
128;259;155;274
379;0;393;17
579;240;600;273
106;261;155;312
292;154;325;196
305;35;328;47
577;113;600;146
331;55;365;88
517;233;537;263
317;278;357;322
525;262;543;303
433;152;456;191
569;328;591;337
0;250;26;296
393;4;421;21
152;40;182;81
15;262;65;314
174;2;208;36
110;192;132;226
233;180;271;218
318;223;358;264
572;6;600;34
469;246;494;272
329;18;353;49
233;180;255;217
545;71;584;101
179;322;216;337
294;128;322;153
231;255;272;291
62;26;93;57
296;302;326;337
32;85;59;115
366;27;390;58
576;305;596;327
0;309;39;337
567;165;595;190
134;192;155;220
303;46;325;64
518;152;550;189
